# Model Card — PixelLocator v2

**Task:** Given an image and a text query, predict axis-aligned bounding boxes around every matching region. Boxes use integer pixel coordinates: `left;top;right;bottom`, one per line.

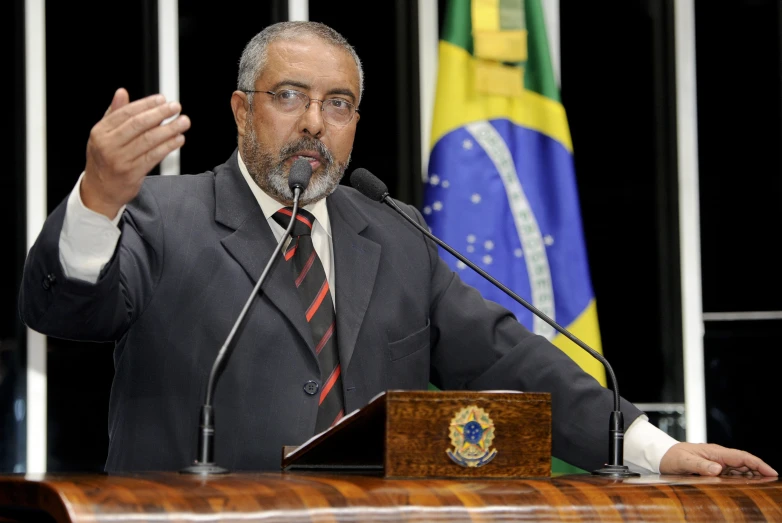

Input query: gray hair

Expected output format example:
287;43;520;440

237;21;364;105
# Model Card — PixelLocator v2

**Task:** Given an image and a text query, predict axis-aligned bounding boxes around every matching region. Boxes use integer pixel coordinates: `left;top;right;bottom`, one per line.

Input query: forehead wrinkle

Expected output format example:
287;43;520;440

263;37;360;100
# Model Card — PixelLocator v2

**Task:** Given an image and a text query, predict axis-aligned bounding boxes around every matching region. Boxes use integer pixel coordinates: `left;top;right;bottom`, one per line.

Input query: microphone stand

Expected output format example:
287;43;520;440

180;187;304;475
381;194;639;478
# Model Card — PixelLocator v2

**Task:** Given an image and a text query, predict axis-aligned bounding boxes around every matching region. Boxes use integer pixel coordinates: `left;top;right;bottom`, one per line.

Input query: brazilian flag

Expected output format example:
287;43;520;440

423;0;603;474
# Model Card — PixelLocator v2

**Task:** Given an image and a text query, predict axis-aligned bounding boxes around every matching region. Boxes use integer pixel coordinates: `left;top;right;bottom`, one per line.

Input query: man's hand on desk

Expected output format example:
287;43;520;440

660;442;778;477
81;88;191;219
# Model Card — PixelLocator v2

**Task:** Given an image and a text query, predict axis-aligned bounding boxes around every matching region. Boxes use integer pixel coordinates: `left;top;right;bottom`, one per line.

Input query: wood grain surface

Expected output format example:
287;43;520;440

384;391;551;478
1;472;780;523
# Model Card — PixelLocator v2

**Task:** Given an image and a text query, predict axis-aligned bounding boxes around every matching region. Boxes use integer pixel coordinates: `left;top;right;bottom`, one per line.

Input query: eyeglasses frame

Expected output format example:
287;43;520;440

242;89;360;127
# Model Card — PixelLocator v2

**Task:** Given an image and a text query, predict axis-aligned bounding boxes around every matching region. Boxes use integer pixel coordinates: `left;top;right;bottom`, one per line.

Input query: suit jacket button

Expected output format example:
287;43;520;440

303;381;319;395
42;273;57;290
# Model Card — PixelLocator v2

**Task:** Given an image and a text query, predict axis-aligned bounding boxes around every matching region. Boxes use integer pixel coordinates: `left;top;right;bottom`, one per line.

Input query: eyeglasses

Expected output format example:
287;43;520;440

244;89;359;127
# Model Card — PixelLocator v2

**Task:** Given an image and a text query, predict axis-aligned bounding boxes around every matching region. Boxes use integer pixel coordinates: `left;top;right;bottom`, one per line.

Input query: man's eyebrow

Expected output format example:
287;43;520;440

269;80;310;92
269;80;357;102
325;88;357;102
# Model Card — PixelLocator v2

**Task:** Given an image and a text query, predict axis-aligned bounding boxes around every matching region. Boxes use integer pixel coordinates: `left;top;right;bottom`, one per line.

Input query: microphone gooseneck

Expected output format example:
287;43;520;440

180;158;313;475
349;168;639;478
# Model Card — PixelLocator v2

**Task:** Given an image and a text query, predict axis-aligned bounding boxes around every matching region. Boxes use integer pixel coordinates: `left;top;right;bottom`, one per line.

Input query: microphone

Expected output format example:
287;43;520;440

181;158;313;475
349;168;639;478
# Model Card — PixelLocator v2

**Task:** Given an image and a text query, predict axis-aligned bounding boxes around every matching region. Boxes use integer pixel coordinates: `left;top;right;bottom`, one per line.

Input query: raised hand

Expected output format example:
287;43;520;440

81;88;191;218
660;442;778;477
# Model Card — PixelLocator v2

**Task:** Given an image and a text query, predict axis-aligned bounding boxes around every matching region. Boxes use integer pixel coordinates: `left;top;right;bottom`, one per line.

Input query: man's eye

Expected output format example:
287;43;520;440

279;91;298;100
329;99;347;108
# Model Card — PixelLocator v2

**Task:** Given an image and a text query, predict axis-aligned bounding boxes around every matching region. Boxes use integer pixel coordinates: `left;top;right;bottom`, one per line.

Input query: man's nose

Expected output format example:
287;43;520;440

298;100;326;138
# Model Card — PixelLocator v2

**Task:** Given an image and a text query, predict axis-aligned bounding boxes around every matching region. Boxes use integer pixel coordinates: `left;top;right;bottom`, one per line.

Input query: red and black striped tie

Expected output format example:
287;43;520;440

272;207;344;432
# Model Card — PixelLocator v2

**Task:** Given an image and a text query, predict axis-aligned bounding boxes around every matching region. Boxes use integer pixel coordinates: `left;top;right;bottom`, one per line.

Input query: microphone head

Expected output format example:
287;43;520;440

288;158;313;192
350;168;388;202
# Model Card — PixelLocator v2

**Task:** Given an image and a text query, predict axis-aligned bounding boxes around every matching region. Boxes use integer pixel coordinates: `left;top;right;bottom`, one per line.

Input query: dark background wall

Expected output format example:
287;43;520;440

694;0;782;469
1;0;780;472
697;1;782;314
561;0;683;406
0;0;27;474
560;0;782;466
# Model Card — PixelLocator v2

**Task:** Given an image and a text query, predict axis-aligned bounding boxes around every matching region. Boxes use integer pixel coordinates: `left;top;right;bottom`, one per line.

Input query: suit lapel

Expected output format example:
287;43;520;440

327;188;381;374
215;152;313;352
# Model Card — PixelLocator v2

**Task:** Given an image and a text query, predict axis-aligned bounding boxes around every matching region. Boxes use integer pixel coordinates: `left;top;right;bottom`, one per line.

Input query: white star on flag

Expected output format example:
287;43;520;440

471;194;481;204
544;235;555;246
462;139;473;150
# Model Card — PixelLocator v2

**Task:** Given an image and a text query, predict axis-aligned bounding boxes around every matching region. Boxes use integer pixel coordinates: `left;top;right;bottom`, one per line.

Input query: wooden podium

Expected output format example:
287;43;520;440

1;390;780;522
1;472;780;522
282;390;552;478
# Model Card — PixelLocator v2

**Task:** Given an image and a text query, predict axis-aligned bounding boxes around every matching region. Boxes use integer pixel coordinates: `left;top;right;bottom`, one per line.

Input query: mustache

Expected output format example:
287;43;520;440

279;138;334;165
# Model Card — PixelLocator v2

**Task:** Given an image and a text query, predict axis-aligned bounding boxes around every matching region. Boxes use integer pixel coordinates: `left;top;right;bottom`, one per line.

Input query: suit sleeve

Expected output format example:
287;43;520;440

19;183;164;343
402;202;645;472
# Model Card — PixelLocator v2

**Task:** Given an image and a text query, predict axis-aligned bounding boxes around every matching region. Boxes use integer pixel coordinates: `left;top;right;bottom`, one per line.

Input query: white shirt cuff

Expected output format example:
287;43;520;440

623;415;680;473
58;173;125;284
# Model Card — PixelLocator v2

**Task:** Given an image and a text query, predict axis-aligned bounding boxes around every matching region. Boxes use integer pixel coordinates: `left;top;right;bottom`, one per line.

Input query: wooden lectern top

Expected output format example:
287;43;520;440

3;391;778;521
0;472;780;523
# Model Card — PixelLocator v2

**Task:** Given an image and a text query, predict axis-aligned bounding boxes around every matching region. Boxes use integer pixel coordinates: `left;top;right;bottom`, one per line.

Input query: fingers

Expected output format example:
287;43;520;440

127;114;190;169
94;90;188;165
101;92;167;131
131;113;190;157
105;88;130;116
112;101;185;149
712;448;778;477
130;133;186;174
722;466;757;476
663;443;779;477
82;89;190;217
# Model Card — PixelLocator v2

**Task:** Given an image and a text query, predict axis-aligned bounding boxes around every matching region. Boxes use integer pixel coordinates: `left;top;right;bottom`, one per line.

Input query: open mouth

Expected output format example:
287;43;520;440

288;152;325;171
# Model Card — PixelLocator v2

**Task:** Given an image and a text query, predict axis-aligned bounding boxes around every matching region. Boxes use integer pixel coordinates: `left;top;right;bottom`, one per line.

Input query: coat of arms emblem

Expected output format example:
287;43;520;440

446;405;498;467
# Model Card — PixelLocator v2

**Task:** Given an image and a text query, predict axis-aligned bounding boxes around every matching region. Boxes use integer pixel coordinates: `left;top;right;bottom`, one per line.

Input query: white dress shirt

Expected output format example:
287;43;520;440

57;155;678;473
234;154;335;304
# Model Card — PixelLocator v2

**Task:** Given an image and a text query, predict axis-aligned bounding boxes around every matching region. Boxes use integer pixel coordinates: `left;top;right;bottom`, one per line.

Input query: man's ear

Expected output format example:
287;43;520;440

230;91;249;137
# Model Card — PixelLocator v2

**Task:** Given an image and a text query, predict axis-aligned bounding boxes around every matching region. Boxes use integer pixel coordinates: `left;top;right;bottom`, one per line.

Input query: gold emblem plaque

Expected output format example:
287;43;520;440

446;405;498;468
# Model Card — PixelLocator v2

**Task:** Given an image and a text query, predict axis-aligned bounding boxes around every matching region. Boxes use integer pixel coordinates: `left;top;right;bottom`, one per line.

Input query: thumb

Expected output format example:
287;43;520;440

105;88;129;116
691;456;723;476
680;452;722;476
661;443;725;475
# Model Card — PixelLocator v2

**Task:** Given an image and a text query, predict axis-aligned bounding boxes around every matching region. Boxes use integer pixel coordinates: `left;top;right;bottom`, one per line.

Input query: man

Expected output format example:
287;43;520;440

20;21;775;476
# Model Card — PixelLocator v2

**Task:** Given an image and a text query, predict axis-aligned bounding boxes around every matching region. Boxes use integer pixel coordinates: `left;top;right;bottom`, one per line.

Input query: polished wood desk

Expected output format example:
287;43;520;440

1;472;780;522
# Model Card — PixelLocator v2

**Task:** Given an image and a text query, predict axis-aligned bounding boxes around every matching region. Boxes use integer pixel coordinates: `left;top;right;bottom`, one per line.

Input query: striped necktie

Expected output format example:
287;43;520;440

272;208;344;432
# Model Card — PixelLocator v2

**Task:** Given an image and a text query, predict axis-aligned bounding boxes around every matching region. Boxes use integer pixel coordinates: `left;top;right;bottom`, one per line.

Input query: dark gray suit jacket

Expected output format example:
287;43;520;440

20;151;642;472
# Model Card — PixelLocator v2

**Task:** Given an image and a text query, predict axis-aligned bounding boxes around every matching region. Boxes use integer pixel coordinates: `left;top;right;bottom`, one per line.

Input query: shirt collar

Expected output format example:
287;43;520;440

237;150;331;238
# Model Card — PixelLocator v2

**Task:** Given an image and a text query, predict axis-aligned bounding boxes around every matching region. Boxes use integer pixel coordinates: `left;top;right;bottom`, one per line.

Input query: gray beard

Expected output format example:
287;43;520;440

241;122;350;207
